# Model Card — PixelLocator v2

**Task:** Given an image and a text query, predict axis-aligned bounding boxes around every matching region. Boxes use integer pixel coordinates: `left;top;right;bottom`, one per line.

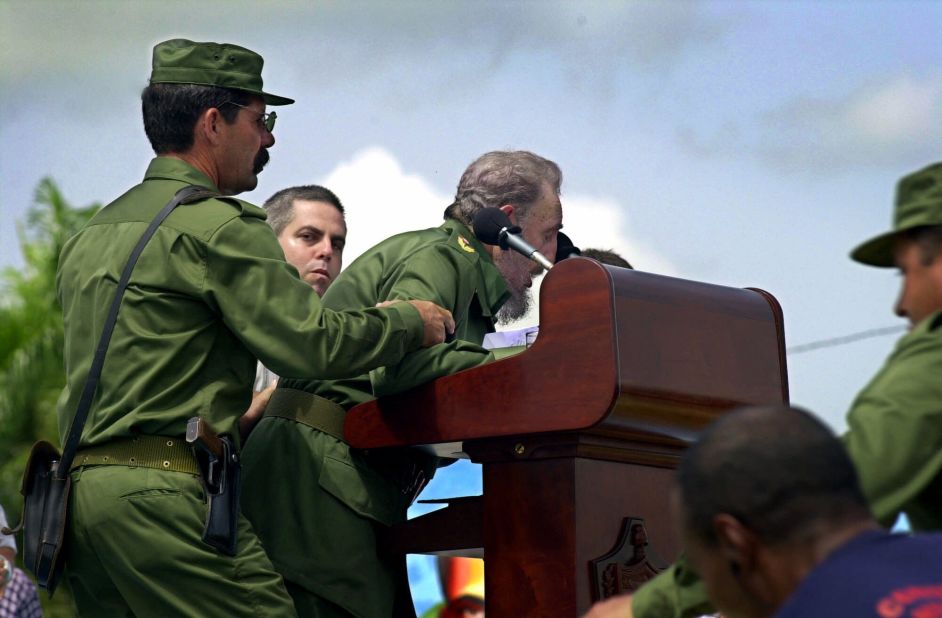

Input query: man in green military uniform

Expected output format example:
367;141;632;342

585;161;942;618
241;150;565;617
57;38;454;616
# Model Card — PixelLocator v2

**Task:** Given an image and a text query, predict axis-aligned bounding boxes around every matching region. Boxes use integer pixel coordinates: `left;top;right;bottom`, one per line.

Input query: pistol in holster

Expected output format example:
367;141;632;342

186;417;240;556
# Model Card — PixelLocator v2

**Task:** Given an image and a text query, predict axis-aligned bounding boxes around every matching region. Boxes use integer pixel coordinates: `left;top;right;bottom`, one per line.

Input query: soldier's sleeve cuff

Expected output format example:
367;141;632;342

383;301;425;350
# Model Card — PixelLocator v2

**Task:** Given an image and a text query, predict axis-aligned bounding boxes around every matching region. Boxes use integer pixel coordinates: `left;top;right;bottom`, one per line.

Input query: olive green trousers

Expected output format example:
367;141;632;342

65;465;297;617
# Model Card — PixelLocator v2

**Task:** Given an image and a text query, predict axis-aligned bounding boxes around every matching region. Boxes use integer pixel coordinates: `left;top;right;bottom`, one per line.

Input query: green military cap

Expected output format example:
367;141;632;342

150;38;294;106
851;162;942;267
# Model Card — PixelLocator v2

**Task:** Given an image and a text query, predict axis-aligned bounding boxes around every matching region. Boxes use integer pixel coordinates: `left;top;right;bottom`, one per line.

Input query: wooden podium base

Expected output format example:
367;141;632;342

386;434;685;616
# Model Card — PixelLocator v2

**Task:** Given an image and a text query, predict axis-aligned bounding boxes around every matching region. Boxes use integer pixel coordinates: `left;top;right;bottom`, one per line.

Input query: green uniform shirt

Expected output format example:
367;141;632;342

280;218;510;405
56;156;424;447
243;219;509;618
631;310;942;618
844;310;942;530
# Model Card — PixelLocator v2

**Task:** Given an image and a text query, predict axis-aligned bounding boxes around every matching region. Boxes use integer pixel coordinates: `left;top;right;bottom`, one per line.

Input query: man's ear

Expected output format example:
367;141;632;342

195;107;224;146
712;513;757;575
499;204;517;226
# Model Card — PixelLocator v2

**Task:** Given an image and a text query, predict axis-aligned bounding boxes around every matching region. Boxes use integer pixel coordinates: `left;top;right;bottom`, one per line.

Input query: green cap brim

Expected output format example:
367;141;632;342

149;76;294;105
850;230;897;267
261;92;294;106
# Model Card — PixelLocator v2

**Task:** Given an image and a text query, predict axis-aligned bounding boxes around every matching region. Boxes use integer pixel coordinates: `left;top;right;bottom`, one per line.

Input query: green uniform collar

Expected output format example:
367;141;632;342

899;309;942;342
885;309;942;365
440;218;510;315
143;156;221;192
141;157;266;220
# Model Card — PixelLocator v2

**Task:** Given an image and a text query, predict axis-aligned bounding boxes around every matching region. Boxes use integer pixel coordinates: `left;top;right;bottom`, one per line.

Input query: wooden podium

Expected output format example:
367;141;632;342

345;257;788;616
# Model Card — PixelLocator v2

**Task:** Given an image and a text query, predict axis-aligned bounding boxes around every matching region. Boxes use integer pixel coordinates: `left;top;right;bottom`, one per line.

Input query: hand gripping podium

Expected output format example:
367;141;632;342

344;257;788;616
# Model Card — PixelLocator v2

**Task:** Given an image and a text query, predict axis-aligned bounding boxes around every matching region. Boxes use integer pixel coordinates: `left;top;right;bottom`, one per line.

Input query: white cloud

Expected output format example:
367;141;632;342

561;194;679;277
758;73;942;171
318;147;451;263
845;76;942;143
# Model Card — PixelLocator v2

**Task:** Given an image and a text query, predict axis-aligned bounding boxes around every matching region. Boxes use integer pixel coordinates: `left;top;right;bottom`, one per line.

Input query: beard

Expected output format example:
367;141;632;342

497;286;532;325
253;148;270;174
494;250;536;324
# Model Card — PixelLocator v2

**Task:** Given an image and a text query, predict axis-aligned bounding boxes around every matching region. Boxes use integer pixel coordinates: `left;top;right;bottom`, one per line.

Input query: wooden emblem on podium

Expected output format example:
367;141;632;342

589;518;668;600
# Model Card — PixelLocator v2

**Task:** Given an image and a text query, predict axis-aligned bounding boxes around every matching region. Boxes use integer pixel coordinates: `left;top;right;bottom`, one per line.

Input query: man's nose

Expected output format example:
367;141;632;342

315;240;333;260
894;288;907;319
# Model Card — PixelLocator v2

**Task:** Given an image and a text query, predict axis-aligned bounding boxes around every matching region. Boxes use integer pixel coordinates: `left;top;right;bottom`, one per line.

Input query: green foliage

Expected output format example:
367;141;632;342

0;178;99;615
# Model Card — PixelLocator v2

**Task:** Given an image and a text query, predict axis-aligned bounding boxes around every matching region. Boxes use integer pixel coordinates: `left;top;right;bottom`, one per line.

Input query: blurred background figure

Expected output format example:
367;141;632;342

582;248;633;269
554;231;634;270
419;557;484;618
0;504;43;617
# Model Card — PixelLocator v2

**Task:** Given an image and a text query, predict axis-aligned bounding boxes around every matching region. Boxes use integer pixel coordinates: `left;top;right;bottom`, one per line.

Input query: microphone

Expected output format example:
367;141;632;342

471;208;554;271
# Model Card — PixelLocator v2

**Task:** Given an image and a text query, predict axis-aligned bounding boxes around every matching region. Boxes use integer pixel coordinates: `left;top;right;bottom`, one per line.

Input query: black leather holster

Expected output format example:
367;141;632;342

191;436;241;556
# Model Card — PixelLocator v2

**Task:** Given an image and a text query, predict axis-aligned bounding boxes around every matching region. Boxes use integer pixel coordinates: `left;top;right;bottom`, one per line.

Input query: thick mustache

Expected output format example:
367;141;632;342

253;149;270;174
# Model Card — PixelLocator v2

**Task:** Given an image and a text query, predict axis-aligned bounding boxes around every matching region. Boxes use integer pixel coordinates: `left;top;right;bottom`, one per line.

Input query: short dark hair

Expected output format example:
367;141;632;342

444;151;562;227
141;83;251;154
582;248;633;269
263;185;345;236
902;224;942;266
677;405;871;547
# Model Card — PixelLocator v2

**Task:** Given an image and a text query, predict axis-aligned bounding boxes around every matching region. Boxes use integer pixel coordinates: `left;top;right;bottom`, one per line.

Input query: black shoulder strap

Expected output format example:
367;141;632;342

56;185;218;477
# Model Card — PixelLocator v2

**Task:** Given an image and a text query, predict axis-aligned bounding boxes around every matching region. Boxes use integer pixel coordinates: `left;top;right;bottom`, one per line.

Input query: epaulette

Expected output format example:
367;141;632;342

455;234;479;256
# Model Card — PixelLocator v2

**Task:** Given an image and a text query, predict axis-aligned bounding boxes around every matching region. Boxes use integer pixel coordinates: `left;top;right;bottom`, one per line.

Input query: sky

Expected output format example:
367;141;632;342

2;0;940;610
